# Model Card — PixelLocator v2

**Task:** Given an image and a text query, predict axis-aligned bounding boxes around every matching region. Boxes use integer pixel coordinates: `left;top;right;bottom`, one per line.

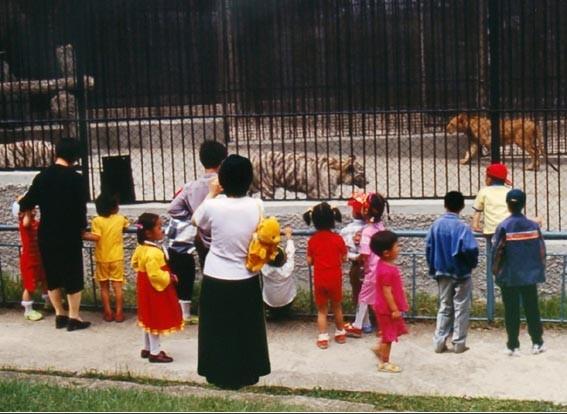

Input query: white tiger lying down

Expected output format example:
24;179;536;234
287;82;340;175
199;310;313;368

0;140;54;169
249;151;367;199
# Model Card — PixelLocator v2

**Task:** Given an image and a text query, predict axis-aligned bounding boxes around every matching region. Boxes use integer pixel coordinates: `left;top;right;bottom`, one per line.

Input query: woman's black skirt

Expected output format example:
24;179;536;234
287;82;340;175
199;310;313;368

198;275;270;389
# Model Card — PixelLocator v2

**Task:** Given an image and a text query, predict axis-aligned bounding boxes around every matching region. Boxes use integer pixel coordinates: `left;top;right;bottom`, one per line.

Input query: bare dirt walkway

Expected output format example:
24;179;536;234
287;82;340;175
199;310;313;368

1;309;566;405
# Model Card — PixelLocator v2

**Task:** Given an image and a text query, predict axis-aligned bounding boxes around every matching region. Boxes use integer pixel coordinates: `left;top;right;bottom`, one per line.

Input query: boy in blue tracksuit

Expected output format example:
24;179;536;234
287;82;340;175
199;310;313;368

492;189;546;356
426;191;479;354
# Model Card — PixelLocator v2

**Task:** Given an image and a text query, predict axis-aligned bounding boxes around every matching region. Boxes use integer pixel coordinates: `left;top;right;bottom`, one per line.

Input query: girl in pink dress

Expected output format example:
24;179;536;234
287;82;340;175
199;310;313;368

345;192;389;338
371;230;408;373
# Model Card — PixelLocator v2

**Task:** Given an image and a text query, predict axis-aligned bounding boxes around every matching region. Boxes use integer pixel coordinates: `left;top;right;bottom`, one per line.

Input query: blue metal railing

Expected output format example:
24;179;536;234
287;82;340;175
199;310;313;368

1;225;566;322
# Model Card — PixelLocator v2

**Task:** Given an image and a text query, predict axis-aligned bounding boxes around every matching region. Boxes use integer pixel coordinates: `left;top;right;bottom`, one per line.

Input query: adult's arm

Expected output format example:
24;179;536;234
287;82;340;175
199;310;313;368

18;174;41;212
168;185;192;220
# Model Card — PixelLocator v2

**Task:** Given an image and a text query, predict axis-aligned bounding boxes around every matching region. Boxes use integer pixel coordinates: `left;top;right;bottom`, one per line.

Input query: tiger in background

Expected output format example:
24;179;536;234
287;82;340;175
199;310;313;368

0;140;54;169
249;150;367;199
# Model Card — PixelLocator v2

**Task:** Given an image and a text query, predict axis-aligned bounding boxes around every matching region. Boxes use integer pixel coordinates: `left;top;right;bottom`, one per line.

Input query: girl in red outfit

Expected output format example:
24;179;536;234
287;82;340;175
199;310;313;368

304;202;347;349
12;201;48;321
132;213;183;363
370;230;408;373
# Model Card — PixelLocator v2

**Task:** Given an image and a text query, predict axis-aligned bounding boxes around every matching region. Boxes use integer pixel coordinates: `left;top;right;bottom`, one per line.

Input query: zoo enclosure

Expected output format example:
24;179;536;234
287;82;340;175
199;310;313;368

0;225;566;323
1;1;567;227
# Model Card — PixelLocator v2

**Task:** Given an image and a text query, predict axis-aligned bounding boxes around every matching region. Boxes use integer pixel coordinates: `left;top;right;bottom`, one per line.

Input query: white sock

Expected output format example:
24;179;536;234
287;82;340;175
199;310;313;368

149;334;161;355
21;300;33;314
353;303;368;329
362;310;371;327
143;333;150;351
179;300;191;320
42;294;51;306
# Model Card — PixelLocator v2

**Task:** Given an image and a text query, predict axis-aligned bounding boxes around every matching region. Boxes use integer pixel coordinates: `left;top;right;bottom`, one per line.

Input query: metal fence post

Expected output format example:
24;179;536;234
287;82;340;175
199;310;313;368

73;3;91;200
485;236;495;321
488;0;501;163
0;256;4;306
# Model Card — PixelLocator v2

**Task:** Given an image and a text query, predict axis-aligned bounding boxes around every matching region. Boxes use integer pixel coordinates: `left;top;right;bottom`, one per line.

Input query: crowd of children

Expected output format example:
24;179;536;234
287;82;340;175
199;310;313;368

11;143;548;373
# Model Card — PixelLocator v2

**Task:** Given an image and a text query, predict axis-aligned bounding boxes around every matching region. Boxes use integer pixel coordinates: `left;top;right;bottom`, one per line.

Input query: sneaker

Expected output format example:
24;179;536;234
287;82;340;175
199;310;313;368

434;342;448;354
55;315;69;329
344;323;362;338
149;351;173;363
24;310;43;322
67;318;91;332
532;343;546;355
505;347;521;357
140;349;150;359
378;362;402;373
454;344;470;354
362;324;374;334
334;330;347;344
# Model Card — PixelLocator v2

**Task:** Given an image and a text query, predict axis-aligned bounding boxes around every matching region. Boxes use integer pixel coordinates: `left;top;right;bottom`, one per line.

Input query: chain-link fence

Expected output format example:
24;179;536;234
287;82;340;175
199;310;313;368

1;1;567;227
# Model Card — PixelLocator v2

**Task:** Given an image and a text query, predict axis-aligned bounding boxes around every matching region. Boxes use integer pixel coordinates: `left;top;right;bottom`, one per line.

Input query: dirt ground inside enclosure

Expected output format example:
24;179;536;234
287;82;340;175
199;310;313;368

1;308;567;404
89;133;567;229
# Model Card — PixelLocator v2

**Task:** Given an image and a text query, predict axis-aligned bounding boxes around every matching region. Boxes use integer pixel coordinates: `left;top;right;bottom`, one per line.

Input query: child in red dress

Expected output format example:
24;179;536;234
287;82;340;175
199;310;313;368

370;230;408;373
12;200;48;321
131;213;183;363
304;202;347;349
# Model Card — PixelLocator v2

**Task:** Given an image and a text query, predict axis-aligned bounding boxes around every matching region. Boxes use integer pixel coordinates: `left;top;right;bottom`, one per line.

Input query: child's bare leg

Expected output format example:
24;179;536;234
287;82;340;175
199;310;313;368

331;301;345;330
100;281;112;317
22;289;31;302
317;303;328;334
379;341;392;363
48;289;66;316
112;281;124;320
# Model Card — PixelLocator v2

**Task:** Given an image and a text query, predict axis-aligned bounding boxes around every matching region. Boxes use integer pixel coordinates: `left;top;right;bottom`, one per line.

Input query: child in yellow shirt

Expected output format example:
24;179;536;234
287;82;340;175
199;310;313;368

91;193;129;322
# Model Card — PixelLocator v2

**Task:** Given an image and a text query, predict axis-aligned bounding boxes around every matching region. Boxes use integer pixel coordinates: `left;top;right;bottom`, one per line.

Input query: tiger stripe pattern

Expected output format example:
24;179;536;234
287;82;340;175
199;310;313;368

249;150;367;199
0;140;54;169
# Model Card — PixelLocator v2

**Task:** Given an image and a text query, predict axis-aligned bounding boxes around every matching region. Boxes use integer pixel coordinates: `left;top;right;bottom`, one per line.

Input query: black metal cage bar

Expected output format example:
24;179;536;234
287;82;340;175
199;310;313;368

1;1;567;228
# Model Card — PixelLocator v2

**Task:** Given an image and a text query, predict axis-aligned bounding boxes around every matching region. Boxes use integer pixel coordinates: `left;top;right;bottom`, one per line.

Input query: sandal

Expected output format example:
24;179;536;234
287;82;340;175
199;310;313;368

316;333;329;349
334;329;347;344
378;362;402;373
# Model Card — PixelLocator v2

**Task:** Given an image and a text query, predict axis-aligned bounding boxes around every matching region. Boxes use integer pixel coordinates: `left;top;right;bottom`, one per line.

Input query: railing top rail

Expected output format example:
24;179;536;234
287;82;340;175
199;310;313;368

1;224;567;240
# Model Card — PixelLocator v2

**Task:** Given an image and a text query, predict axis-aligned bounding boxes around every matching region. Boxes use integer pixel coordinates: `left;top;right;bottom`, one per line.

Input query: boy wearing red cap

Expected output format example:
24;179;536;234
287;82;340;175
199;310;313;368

472;163;512;235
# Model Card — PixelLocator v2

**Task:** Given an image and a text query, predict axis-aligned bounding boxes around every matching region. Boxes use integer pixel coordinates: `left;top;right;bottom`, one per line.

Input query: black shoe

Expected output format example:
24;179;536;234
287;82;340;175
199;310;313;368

67;318;91;332
55;315;69;329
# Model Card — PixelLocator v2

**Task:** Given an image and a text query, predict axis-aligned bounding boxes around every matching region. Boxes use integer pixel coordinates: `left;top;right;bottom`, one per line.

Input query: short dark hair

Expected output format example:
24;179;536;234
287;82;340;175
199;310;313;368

303;202;342;231
444;191;465;213
268;246;286;268
136;212;159;245
370;230;398;258
55;138;82;164
95;193;119;217
199;141;227;169
218;154;253;197
506;189;526;214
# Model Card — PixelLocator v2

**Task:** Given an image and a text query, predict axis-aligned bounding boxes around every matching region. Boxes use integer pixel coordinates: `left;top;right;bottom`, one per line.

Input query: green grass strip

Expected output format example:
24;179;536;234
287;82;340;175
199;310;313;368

2;368;566;412
0;377;306;412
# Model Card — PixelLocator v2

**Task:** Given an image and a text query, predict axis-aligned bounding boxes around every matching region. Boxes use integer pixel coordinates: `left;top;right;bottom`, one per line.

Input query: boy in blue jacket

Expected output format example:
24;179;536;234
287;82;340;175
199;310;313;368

492;189;546;356
426;191;479;353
